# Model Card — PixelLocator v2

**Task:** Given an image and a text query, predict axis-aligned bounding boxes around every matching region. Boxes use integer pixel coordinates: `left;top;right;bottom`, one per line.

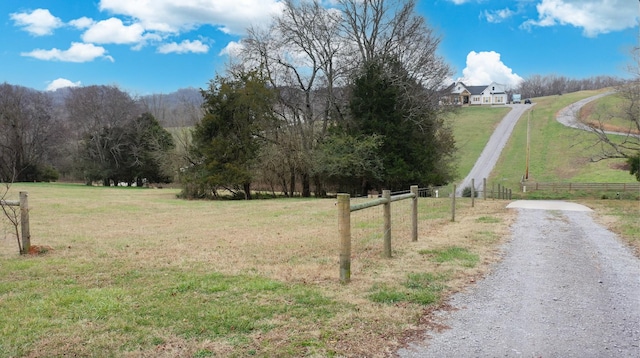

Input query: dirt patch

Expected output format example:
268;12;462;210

28;244;54;255
583;120;640;135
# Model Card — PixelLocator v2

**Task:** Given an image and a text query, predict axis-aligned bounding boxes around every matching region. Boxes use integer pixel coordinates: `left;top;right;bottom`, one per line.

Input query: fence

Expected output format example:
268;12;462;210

521;182;640;192
337;186;418;284
0;191;30;255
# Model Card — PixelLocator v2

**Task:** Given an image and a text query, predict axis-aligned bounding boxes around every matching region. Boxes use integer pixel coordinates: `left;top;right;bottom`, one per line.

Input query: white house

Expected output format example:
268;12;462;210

446;81;508;106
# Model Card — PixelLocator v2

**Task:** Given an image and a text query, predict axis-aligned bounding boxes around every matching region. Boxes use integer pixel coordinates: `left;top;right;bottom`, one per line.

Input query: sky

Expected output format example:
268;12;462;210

1;0;638;95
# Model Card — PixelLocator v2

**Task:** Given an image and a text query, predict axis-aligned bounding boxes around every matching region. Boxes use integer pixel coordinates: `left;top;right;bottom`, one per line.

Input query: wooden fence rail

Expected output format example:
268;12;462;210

0;191;30;255
338;186;418;284
522;182;640;192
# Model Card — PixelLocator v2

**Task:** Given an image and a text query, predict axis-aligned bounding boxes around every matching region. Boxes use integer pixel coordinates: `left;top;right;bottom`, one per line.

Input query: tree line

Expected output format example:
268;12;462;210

516;74;623;98
0;83;176;186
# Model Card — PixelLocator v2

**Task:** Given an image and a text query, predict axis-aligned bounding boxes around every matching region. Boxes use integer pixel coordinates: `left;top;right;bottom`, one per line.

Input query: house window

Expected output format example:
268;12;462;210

484;97;490;103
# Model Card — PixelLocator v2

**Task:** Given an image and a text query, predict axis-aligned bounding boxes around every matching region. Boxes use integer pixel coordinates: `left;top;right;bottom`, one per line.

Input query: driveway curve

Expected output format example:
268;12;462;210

456;104;533;196
556;91;640;138
397;202;640;357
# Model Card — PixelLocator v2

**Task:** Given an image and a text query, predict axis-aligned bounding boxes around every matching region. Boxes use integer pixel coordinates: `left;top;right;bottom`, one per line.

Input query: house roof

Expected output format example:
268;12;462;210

466;86;487;95
449;81;507;96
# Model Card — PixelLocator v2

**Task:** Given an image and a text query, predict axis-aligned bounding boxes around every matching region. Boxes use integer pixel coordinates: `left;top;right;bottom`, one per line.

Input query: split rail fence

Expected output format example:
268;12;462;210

521;182;640;192
337;186;418;284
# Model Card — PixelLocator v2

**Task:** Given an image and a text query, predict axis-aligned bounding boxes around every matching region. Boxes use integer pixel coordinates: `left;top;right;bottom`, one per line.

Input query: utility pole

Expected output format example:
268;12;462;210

525;109;531;180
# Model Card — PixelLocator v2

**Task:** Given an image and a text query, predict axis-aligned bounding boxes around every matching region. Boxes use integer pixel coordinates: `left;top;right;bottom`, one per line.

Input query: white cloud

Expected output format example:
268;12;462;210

521;0;637;37
461;51;523;88
219;41;244;57
21;42;115;63
98;0;285;35
10;8;63;36
484;8;515;24
69;17;95;30
46;78;82;91
82;18;146;44
157;39;209;54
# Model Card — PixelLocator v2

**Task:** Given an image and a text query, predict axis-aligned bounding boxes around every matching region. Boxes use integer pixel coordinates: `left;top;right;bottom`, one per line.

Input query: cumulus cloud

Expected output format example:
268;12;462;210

460;51;523;88
484;8;515;24
219;41;244;57
46;78;82;91
69;17;95;30
157;39;209;54
82;18;146;44
10;8;63;36
521;0;637;37
98;0;285;35
21;42;115;63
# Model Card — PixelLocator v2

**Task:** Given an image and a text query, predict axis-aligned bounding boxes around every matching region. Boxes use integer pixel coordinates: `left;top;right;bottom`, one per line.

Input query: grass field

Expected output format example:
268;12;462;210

1;90;639;357
0;183;516;357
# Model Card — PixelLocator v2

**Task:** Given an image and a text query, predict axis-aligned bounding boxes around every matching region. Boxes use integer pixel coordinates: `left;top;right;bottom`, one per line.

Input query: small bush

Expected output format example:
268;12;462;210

461;186;478;197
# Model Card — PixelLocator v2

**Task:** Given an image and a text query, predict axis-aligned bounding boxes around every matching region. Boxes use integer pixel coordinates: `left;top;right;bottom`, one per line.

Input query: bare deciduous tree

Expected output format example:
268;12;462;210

0;83;61;182
233;0;452;195
65;85;142;185
582;41;640;179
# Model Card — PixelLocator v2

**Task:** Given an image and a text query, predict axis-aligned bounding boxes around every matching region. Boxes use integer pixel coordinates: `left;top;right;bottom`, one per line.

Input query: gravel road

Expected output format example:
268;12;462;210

397;202;640;357
456;104;533;196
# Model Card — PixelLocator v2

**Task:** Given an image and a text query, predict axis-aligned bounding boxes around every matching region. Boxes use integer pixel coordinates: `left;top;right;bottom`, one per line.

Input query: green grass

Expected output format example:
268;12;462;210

476;216;501;223
417;246;479;268
0;263;339;357
368;272;448;306
488;90;636;191
449;106;511;180
4;182;508;357
583;93;637;130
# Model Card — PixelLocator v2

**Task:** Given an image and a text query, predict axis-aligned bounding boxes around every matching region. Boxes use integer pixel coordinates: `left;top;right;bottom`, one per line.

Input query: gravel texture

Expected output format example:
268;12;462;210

397;205;640;357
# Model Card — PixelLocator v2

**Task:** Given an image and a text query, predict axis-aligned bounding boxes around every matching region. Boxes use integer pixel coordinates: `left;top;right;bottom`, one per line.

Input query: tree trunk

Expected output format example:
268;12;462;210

289;169;296;197
314;175;326;198
243;182;252;200
301;172;311;197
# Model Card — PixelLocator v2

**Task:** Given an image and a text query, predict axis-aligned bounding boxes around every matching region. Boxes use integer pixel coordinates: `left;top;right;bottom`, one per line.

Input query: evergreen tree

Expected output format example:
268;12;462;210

187;71;276;199
347;57;455;191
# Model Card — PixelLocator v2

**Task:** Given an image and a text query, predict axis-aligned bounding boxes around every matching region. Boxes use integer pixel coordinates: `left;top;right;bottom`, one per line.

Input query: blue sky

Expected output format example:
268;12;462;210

1;0;638;94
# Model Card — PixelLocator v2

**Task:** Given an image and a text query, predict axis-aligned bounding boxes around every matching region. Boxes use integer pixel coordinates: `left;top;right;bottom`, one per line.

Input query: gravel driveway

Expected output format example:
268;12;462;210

397;202;640;357
456;104;533;196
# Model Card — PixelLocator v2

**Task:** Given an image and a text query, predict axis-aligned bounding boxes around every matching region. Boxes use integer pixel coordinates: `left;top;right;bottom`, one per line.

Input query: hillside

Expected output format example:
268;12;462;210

486;89;636;190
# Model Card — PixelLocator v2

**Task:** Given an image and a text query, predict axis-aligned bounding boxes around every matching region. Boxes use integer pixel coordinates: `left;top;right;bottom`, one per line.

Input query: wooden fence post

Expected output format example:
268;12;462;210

382;190;391;258
483;178;487;200
411;185;418;242
338;194;351;284
471;179;475;208
19;192;30;255
451;184;456;222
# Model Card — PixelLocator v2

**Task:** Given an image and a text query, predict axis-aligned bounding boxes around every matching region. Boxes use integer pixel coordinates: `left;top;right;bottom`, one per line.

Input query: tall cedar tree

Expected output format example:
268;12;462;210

190;71;275;199
348;58;455;191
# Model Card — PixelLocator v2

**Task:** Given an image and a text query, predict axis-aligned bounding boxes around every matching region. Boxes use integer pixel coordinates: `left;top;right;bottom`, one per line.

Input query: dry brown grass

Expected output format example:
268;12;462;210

0;183;516;357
